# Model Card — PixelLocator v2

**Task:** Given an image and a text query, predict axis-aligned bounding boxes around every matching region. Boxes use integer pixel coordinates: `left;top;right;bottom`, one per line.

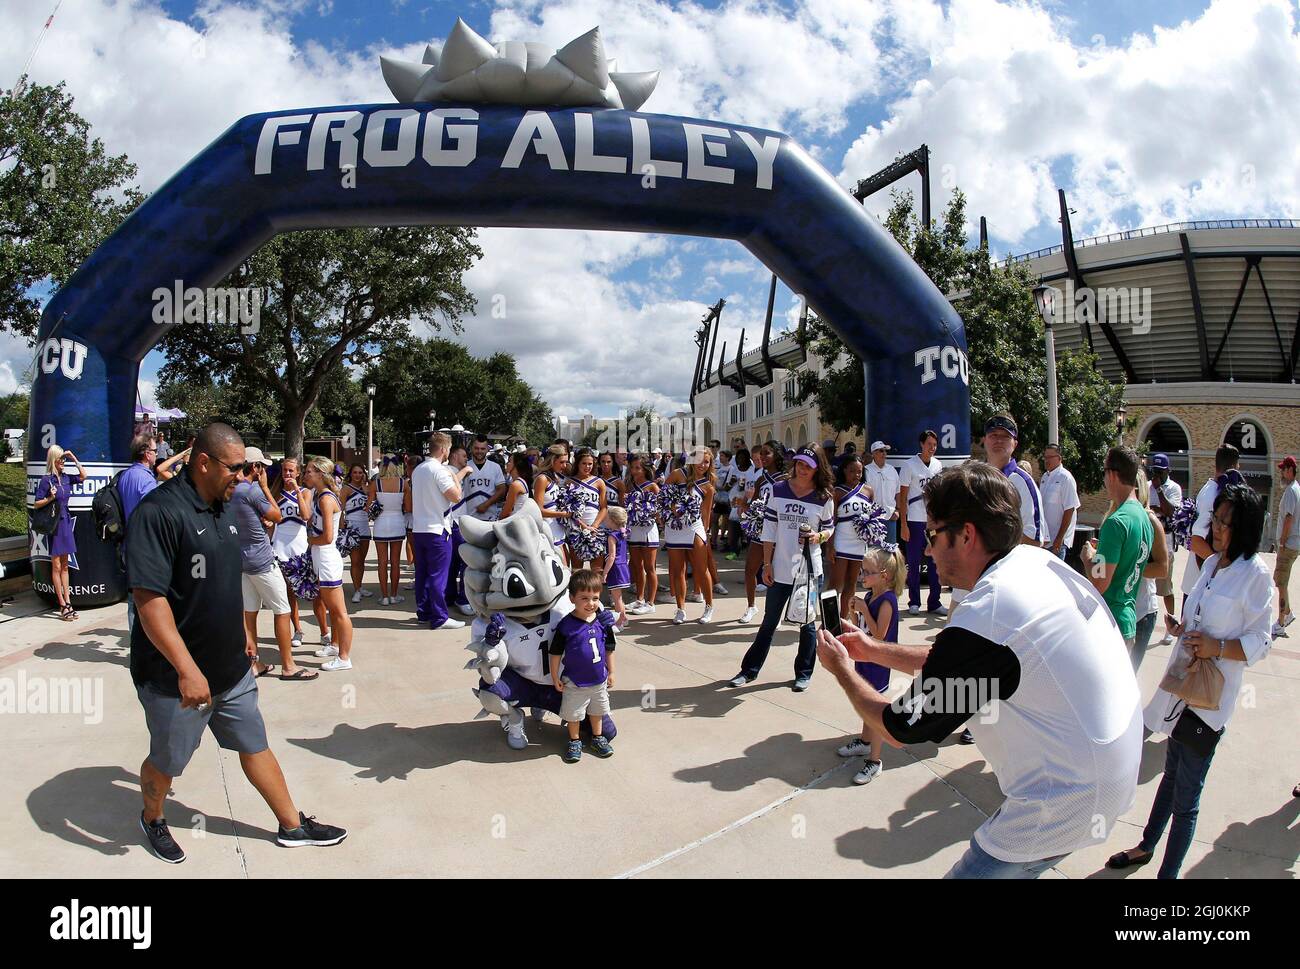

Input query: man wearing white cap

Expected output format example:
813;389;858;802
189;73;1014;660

862;441;900;546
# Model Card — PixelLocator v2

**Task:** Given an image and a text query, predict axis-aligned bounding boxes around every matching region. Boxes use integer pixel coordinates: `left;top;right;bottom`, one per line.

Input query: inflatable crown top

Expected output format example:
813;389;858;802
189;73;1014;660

380;18;659;111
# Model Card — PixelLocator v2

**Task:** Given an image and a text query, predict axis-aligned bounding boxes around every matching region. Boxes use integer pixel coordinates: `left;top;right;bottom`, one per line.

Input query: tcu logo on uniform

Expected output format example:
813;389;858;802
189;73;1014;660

914;345;969;386
38;338;88;381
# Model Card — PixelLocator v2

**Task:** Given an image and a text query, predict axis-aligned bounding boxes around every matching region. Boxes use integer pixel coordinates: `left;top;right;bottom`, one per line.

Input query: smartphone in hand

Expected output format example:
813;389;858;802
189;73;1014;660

820;589;842;637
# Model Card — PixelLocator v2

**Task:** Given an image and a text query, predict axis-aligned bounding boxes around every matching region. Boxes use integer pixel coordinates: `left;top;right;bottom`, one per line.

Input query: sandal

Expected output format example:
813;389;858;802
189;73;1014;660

1106;848;1152;870
59;604;76;622
279;667;319;681
255;663;276;678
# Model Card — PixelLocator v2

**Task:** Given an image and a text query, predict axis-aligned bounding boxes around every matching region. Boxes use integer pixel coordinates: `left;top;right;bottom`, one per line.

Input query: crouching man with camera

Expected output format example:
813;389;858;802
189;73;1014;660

816;462;1143;879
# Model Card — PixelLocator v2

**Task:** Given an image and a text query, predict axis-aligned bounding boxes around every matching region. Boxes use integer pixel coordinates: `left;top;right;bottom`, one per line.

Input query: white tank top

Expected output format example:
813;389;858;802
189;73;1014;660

272;487;309;558
310;492;342;544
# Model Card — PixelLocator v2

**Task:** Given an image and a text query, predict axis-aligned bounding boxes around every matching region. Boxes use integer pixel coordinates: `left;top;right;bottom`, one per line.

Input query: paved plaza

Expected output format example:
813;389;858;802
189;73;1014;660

1;548;1295;879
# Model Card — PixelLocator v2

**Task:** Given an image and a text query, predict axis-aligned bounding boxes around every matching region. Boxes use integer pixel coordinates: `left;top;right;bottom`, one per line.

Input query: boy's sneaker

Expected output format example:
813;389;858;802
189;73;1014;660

140;814;185;864
563;739;583;764
837;737;872;758
276;812;347;847
739;605;758;624
589;735;614;758
853;759;883;785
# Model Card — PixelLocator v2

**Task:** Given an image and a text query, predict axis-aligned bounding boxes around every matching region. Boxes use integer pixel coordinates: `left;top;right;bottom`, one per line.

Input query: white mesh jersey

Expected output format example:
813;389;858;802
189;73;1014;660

944;546;1142;862
463;459;506;522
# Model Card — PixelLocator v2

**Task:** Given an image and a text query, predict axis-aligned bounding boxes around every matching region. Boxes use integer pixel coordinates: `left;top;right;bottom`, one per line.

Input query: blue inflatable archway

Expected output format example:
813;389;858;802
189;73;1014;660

27;104;971;606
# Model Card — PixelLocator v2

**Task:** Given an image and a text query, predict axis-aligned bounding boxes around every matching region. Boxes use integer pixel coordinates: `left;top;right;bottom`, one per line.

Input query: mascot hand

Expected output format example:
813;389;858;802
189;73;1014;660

464;636;509;685
485;612;507;647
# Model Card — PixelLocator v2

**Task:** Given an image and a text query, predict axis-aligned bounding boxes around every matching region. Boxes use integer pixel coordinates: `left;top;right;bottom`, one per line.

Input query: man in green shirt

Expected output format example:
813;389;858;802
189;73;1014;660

1082;446;1152;652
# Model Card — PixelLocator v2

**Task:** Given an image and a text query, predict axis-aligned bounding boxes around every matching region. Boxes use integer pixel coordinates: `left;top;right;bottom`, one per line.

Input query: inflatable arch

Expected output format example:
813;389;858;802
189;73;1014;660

27;103;971;606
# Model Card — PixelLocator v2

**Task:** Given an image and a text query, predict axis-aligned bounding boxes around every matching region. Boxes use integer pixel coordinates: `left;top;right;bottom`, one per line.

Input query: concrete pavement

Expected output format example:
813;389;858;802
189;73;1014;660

0;547;1295;878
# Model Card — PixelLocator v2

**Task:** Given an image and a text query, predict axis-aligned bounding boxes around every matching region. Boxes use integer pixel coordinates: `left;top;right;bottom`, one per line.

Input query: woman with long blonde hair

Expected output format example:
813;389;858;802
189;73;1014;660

367;455;408;604
271;457;330;649
662;446;715;624
303;455;354;671
33;444;87;620
534;445;573;564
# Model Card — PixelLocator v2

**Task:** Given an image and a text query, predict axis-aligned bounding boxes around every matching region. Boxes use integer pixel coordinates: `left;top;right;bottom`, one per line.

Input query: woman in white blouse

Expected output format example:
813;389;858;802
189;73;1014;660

1107;483;1273;878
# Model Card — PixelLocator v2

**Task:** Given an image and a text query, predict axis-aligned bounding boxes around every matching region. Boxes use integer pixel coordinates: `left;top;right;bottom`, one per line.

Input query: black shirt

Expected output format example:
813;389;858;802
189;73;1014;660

127;468;248;696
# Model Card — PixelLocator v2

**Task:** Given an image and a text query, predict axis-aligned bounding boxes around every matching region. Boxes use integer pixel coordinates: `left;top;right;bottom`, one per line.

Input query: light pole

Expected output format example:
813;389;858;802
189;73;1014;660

366;385;375;474
1115;403;1128;443
1033;282;1060;447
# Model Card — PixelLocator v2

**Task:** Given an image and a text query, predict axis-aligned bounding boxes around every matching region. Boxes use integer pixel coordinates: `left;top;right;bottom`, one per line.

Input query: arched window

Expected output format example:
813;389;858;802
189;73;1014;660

1222;416;1273;507
1141;417;1191;496
783;426;793;449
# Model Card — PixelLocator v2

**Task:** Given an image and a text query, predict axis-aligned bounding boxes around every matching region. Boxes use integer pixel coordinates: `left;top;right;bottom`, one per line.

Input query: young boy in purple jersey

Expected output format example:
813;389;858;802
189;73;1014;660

549;570;617;763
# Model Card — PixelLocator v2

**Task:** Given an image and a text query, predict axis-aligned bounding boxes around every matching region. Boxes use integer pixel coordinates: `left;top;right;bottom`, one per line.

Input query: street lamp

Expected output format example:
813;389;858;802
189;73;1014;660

1033;282;1060;448
1115;403;1128;442
366;385;375;474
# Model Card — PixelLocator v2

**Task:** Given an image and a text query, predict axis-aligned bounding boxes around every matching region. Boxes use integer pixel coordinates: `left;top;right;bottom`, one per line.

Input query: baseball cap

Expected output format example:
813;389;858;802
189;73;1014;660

822;439;837;449
793;445;819;469
1279;455;1297;470
984;414;1019;439
869;440;890;453
243;446;273;466
1150;452;1171;470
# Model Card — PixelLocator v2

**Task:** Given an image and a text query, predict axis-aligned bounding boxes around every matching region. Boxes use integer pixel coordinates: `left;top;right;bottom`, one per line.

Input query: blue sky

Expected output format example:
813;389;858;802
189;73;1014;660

2;0;1296;417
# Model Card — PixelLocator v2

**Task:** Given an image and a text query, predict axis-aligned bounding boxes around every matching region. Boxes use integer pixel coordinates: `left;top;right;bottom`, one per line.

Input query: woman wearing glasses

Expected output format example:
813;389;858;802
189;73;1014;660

1108;484;1273;878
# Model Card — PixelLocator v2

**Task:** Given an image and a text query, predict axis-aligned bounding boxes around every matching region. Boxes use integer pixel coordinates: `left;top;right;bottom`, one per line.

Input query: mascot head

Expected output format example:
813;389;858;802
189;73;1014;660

458;498;569;620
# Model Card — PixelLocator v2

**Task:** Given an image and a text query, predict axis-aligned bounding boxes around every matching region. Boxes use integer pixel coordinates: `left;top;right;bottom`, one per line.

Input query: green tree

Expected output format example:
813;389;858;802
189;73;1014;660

793;187;1122;490
0;390;29;430
361;337;555;449
157;225;482;459
1;79;144;339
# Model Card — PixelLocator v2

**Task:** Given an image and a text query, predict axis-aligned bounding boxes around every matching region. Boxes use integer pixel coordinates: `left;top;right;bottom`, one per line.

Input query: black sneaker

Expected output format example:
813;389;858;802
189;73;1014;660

140;813;186;864
277;812;347;847
958;728;975;745
589;735;614;758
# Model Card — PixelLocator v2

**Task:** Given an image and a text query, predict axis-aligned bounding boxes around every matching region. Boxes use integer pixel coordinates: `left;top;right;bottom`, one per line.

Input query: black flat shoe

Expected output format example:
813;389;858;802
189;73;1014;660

1106;849;1152;870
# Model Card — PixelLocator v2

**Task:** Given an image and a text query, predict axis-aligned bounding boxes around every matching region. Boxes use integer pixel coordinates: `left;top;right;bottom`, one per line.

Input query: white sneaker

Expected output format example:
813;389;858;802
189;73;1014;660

756;583;768;594
433;617;466;630
837;737;871;758
908;604;920;616
699;606;714;624
320;656;352;671
456;603;475;617
640;602;656;614
390;594;405;604
360;588;374;598
1271;621;1287;638
688;591;704;604
351;590;363;604
291;630;304;648
672;609;687;625
853;759;882;785
380;596;390;606
314;643;339;658
713;583;729;595
739;605;758;624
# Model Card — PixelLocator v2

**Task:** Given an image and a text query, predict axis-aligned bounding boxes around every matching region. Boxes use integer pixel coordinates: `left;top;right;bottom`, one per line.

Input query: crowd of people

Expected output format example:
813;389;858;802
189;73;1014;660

46;411;1289;875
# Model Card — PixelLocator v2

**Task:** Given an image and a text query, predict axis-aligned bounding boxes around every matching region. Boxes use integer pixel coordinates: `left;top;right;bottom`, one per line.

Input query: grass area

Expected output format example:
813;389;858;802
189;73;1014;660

0;461;27;538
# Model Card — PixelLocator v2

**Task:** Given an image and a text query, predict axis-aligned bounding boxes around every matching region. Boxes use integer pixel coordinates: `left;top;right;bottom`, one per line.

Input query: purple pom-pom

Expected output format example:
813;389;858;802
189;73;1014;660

851;504;892;547
659;483;702;530
740;496;767;540
278;551;319;600
366;502;383;523
567;526;607;564
335;522;363;555
1170;497;1198;551
624;489;658;528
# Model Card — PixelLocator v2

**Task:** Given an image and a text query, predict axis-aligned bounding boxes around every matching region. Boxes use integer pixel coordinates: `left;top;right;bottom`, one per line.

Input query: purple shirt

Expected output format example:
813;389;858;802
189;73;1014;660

119;462;159;527
548;612;616;687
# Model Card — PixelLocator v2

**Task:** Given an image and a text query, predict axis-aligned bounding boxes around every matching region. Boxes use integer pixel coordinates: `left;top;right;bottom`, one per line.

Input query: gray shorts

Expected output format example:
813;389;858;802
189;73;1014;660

136;667;269;777
560;677;611;722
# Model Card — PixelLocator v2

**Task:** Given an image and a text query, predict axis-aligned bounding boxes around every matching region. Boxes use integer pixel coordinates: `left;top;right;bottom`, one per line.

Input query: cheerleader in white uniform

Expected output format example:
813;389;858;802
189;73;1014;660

740;444;787;624
499;451;533;518
367;456;407;605
304;455;354;671
533;445;573;561
271;457;330;650
663;446;715;625
598;452;624;507
566;448;609;570
625;455;661;615
830;452;876;623
343;464;373;603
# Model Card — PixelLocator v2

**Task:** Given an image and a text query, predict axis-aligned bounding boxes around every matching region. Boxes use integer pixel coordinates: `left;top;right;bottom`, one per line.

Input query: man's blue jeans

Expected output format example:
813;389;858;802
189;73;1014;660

944;837;1068;879
740;574;823;681
1139;734;1217;879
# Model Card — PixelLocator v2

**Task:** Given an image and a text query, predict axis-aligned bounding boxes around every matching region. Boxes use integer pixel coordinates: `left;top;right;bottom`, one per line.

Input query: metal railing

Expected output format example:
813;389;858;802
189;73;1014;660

1004;218;1300;265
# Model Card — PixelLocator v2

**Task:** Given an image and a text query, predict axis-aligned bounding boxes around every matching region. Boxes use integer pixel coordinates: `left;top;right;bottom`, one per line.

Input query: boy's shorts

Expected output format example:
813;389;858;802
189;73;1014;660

560;677;611;722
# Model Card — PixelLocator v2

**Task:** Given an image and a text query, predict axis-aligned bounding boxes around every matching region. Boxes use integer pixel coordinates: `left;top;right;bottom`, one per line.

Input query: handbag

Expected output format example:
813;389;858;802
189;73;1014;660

29;475;59;536
1157;643;1225;711
1171;705;1223;757
783;536;816;626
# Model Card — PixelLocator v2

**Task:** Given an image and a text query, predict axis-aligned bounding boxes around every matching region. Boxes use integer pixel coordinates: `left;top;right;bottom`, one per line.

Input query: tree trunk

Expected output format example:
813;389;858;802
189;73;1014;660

284;404;309;462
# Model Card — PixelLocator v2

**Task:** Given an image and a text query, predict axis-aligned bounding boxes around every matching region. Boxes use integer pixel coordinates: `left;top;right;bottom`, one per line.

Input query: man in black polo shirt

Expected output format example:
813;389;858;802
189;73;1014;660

129;422;345;864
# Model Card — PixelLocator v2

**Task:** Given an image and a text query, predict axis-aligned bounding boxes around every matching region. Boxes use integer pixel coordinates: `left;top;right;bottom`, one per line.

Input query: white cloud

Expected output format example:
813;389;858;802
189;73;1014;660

840;0;1300;248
